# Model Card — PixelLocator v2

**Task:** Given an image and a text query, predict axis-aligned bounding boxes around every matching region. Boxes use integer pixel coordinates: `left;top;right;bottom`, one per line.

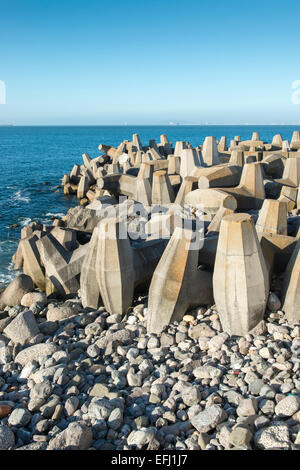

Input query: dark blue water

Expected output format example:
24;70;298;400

0;125;299;288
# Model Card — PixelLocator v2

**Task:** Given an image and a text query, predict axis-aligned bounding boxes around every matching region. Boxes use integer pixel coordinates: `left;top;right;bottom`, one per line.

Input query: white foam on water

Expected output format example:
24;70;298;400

45;212;65;218
11;190;30;204
19;217;32;227
0;263;18;290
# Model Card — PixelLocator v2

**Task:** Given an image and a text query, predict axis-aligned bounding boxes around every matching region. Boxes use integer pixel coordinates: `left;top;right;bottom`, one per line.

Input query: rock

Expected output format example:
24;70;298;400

89;383;120;399
191;405;227;433
249;320;266;337
127;427;156;447
254;424;290;450
0;425;15;449
108;408;123;430
15;343;59;366
274;395;300;417
48;422;93;450
8;408;32;427
65;397;79;417
208;332;229;351
229;426;252;448
39;321;58;336
21;292;47;308
267;292;281;312
4;311;39;346
193;365;223;379
147;337;160;349
47;305;79;322
0;274;34;309
181;387;201;407
188;323;215;339
0;405;11;418
88;398;114;420
30;381;53;400
160;333;175;348
237;398;258;417
127;367;143;387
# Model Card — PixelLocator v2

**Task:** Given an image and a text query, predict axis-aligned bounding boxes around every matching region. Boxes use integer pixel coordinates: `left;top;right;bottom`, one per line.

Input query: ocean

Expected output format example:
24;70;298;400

0;124;299;289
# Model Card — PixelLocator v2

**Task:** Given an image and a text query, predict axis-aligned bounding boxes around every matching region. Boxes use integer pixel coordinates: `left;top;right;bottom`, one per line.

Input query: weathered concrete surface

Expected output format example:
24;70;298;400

258;232;297;276
202;136;220;166
219;162;265;210
37;234;88;297
174;177;197;206
256;199;287;236
151;171;175;205
282;239;300;322
275;157;300;187
185;188;237;215
147;227;214;334
196;165;241;189
180;149;202;178
213;213;269;336
96;219;135;316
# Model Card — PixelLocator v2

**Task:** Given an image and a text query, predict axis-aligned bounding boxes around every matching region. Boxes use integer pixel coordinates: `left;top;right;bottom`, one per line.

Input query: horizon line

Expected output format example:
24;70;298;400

1;123;300;127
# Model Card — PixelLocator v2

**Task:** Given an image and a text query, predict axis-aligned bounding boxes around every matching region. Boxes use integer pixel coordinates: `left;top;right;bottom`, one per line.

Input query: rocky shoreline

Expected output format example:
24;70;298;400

0;131;300;450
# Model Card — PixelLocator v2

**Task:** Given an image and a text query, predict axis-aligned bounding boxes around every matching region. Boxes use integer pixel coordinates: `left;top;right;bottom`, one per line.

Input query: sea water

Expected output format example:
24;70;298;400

0;125;299;288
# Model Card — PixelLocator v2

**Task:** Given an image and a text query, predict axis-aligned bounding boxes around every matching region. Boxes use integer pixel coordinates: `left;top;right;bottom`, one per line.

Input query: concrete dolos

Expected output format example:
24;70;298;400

213;213;269;336
147;227;214;334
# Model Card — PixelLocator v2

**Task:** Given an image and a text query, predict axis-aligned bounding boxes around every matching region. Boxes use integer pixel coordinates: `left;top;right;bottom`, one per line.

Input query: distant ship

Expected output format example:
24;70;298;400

0;124;13;126
169;121;180;126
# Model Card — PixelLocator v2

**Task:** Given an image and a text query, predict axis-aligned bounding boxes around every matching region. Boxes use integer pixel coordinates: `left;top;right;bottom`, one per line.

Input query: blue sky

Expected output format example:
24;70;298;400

1;0;300;125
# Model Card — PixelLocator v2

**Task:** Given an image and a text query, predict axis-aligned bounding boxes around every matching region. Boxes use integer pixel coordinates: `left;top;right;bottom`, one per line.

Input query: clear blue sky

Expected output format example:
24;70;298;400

1;0;300;125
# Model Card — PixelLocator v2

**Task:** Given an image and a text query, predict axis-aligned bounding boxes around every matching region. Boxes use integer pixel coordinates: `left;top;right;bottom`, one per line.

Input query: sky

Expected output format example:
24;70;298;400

0;0;300;125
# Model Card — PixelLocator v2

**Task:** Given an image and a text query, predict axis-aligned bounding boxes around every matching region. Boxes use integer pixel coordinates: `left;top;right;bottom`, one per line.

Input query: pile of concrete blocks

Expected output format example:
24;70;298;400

10;130;300;337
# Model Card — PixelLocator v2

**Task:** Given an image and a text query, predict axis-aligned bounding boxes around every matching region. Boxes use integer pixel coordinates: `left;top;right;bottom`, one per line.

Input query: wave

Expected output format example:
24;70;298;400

0;263;19;290
11;190;30;204
45;212;65;218
19;217;32;227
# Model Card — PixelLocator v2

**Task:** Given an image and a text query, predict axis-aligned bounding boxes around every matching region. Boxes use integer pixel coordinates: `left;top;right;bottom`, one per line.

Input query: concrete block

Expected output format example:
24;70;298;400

275;157;300;187
213;213;269;336
77;175;89;199
147;227;214;334
282;239;300;322
202;136;220;166
180;149;202;177
196;165;241;189
185;188;237;215
256;199;287;236
37;234;88;297
152;171;175;205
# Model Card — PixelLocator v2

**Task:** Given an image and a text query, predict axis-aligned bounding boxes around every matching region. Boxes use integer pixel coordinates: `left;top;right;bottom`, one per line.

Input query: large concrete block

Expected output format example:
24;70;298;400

77;175;89;199
202;136;220;166
229;150;244;166
147;227;214;334
96;219;135;315
20;233;46;291
151;171;175;205
218;136;227;152
180;149;201;177
256;199;287;236
278;185;298;211
219;162;265;209
196;165;241;189
282;238;300;322
213;213;269;336
258;232;297;276
175;176;198;206
275;157;300;187
92;218;167;315
37;234;88;297
185;188;237;215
